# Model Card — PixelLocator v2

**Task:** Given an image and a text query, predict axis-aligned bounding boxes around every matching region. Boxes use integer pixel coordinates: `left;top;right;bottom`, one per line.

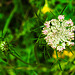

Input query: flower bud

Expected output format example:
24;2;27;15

0;41;8;51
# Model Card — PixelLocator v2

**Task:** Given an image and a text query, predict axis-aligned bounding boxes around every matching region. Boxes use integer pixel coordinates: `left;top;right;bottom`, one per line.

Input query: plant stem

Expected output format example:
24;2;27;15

60;4;68;15
34;34;42;64
3;6;17;37
74;31;75;49
56;50;62;70
10;52;37;66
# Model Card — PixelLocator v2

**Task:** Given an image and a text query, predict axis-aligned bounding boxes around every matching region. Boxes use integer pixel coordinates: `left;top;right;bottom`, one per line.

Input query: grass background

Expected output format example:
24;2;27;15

0;0;75;75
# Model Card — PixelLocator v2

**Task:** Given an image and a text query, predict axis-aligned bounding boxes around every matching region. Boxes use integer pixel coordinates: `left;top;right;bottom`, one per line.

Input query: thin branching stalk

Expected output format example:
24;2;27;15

10;52;37;66
60;4;68;15
56;49;62;70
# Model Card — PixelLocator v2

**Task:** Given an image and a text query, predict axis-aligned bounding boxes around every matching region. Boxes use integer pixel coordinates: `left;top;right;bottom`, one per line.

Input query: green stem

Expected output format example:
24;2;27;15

45;0;48;5
50;11;56;18
34;34;42;64
56;50;62;70
46;46;51;58
60;4;68;15
3;6;17;37
74;30;75;49
34;40;40;64
66;46;74;55
10;52;37;66
44;47;46;61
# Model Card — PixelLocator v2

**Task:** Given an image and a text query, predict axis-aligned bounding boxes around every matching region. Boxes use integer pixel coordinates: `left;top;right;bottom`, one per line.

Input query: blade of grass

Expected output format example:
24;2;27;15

50;11;56;18
3;6;17;37
9;46;21;58
46;46;51;59
10;51;37;66
57;59;62;70
31;25;44;32
34;34;42;64
59;58;67;62
44;47;46;61
66;46;74;55
60;4;68;15
34;13;44;24
34;40;40;64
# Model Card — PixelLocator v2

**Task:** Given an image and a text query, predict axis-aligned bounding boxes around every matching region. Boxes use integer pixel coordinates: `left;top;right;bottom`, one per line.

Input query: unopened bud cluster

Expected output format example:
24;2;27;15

0;41;8;51
42;15;75;51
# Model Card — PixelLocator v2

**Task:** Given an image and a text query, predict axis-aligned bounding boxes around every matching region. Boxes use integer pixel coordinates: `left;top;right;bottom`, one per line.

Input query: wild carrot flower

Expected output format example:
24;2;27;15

0;41;8;51
42;15;74;51
58;15;64;21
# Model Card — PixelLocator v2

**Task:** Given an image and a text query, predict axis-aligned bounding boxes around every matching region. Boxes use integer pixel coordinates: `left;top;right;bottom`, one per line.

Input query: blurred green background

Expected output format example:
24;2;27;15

0;0;75;75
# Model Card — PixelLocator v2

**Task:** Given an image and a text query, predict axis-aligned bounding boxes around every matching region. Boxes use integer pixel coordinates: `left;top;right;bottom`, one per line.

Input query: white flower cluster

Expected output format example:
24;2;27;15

0;41;8;51
42;15;75;51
